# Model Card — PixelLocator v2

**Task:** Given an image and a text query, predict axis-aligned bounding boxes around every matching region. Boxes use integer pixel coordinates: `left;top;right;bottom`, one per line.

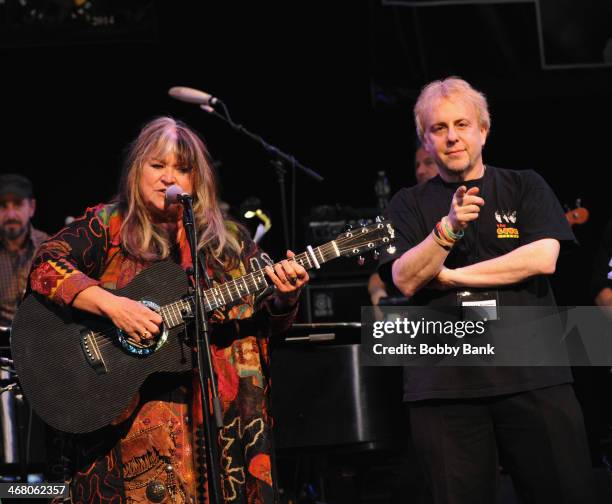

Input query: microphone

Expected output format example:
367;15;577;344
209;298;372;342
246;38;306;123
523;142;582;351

165;185;191;206
168;86;221;107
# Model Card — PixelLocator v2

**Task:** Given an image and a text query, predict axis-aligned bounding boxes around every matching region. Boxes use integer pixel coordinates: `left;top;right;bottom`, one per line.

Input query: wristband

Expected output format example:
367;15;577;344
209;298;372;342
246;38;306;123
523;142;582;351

441;216;465;240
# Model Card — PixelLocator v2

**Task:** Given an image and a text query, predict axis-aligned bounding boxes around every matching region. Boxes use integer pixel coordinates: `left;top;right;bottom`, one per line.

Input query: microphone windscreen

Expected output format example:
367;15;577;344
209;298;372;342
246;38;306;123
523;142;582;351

168;86;212;105
165;184;186;206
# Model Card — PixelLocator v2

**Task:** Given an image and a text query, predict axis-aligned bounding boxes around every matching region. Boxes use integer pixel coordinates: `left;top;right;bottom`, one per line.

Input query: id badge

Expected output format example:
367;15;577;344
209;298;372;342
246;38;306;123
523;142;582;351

457;290;500;321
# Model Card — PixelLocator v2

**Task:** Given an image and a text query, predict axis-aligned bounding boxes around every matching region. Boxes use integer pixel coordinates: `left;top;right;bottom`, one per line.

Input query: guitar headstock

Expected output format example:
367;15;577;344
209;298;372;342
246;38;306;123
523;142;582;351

565;206;589;227
334;218;396;258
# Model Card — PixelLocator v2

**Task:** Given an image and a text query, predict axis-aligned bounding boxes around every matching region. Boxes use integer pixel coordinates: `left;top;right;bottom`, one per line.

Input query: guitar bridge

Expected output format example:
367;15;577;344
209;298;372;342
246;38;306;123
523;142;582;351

80;330;107;375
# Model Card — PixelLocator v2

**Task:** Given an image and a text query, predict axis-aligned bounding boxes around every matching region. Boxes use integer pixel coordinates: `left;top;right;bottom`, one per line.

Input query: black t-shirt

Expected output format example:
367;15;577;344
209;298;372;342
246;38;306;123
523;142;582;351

378;166;576;401
590;217;612;300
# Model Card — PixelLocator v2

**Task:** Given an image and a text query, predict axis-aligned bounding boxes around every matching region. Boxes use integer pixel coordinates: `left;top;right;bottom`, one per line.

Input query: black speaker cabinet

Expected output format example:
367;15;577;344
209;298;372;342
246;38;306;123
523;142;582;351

271;339;403;450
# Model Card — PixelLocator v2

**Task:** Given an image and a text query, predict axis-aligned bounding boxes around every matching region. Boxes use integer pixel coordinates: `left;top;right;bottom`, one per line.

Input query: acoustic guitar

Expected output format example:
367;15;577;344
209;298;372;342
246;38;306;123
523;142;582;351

11;221;395;433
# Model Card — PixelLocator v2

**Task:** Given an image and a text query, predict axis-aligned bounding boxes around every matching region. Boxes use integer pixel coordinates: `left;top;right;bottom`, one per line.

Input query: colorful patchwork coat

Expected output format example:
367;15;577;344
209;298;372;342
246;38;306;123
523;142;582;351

29;203;295;504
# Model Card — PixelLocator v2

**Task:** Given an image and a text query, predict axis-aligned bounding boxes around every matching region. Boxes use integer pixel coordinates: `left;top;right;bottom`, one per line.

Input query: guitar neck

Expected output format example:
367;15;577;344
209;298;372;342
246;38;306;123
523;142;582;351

158;240;341;329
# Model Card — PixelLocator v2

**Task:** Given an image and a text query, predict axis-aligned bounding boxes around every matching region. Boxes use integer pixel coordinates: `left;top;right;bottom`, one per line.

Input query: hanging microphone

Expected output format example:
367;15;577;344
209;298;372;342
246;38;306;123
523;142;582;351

165;185;191;206
168;86;221;107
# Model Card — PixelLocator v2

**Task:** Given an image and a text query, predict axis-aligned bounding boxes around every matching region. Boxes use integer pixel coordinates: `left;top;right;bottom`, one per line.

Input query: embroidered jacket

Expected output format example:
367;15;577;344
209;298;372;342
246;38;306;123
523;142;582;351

30;203;295;504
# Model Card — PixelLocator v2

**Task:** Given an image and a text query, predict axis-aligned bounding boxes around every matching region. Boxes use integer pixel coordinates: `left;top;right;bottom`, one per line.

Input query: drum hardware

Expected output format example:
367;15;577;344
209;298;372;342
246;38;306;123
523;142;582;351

0;327;30;483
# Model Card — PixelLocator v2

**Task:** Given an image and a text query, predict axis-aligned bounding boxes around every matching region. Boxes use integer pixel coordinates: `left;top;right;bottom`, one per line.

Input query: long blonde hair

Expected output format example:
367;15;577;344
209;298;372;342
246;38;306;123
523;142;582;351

117;116;241;263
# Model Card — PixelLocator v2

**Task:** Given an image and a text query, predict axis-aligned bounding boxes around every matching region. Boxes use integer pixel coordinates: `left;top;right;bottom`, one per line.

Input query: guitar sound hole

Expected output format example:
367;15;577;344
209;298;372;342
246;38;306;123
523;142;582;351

116;299;170;356
125;335;158;349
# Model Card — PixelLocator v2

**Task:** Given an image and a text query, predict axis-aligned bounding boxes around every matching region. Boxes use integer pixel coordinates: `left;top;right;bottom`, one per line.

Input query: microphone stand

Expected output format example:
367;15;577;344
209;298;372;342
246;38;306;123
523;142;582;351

200;102;324;251
180;196;223;504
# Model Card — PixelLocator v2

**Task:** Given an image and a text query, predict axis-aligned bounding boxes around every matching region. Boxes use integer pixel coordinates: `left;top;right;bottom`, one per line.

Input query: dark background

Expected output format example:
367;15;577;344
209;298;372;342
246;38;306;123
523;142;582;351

1;1;612;498
1;1;610;304
1;1;373;257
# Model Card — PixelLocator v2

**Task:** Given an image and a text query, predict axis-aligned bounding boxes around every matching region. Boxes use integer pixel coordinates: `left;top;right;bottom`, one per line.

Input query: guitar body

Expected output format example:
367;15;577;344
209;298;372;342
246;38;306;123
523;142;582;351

11;261;194;433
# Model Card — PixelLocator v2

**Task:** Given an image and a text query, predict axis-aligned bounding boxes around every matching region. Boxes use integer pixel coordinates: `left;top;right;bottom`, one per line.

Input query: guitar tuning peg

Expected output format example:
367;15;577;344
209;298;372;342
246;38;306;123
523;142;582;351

575;198;582;208
375;215;384;223
343;224;353;233
373;250;380;260
386;245;396;255
357;256;366;266
358;219;367;227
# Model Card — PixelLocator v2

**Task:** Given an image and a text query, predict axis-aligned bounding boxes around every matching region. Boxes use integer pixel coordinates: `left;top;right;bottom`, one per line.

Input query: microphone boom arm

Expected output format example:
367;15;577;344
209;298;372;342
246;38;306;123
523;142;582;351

203;103;324;183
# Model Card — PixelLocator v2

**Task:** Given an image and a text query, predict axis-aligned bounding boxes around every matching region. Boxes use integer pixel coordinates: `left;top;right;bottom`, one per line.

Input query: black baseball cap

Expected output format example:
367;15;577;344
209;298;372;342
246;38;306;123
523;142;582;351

0;174;34;199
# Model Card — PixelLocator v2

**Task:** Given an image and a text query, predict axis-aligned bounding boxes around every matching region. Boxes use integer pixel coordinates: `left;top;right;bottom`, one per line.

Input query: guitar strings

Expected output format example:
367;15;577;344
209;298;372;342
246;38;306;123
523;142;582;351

91;229;391;349
92;242;387;351
92;227;391;349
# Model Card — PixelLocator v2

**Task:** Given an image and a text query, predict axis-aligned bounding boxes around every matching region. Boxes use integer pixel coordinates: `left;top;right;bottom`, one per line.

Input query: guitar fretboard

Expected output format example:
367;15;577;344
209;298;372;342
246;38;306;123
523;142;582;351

157;240;341;329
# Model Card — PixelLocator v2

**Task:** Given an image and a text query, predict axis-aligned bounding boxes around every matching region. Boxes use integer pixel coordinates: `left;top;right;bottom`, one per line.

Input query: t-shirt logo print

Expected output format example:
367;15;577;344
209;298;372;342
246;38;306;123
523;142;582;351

495;210;519;239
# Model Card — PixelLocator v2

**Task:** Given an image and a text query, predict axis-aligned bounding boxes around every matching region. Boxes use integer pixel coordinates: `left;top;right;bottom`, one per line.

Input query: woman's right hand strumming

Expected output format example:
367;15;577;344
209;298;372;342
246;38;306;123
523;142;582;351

73;286;162;344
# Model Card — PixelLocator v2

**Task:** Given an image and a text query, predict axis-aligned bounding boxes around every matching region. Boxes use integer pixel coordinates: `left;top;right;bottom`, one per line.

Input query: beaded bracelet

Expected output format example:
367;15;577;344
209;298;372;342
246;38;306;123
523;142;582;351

436;221;454;244
435;222;455;246
432;231;452;251
432;225;454;251
441;216;465;241
436;219;457;245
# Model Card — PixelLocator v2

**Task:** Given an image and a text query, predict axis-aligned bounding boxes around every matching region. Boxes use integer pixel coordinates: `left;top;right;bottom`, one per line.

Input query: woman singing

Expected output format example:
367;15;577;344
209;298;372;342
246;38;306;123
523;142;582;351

29;116;308;503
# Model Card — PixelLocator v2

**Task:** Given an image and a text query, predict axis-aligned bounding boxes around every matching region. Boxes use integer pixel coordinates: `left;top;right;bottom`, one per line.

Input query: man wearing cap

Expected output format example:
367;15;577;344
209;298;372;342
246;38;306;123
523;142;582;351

0;174;48;329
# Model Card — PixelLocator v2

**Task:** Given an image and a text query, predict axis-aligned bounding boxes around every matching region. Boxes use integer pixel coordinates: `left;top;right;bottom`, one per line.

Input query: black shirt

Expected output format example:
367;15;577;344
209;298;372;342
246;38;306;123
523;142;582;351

379;166;576;401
